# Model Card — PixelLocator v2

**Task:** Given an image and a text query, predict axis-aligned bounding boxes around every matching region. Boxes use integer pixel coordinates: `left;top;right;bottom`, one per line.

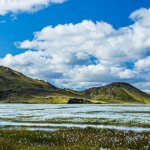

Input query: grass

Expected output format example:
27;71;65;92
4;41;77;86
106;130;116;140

0;127;149;150
0;116;150;128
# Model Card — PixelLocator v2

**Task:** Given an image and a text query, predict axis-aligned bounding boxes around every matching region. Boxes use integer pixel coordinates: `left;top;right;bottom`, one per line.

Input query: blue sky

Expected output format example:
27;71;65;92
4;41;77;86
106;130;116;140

0;0;150;92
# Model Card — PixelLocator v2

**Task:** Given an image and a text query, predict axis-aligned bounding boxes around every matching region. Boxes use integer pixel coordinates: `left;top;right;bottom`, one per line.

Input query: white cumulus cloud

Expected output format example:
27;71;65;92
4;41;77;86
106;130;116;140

1;7;150;89
135;56;150;71
118;69;136;79
0;0;67;15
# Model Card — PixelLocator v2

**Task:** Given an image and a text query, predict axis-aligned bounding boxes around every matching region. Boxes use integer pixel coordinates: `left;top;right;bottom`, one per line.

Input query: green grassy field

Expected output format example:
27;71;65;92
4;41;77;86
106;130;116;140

0;127;149;150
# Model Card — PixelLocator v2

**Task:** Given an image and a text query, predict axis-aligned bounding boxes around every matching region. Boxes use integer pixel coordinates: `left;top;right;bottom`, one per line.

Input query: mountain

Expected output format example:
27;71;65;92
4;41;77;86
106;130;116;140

0;66;56;91
0;66;150;104
0;66;81;104
82;82;150;104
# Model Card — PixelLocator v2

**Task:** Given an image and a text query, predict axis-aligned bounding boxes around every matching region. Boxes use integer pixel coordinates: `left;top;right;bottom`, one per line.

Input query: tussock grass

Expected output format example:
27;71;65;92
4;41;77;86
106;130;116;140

0;127;149;150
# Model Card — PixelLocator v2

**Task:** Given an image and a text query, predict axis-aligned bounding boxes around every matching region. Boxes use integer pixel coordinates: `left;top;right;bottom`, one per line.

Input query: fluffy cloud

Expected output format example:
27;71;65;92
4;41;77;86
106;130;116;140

129;7;150;26
17;16;150;63
135;56;150;71
0;0;67;15
0;51;67;80
118;69;136;79
55;65;144;89
1;7;150;89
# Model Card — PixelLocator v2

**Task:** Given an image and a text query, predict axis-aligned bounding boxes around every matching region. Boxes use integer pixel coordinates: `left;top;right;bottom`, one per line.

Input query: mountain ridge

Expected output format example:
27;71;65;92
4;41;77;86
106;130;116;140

0;66;150;104
82;82;150;104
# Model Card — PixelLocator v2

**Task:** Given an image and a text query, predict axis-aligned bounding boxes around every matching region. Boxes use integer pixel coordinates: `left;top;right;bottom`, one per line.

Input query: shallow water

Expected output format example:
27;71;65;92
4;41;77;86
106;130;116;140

0;125;58;132
0;121;150;132
0;104;150;132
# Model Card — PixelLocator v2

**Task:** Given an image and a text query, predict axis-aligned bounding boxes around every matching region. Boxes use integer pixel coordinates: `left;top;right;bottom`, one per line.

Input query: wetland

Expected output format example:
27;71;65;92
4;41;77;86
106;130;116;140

0;104;150;149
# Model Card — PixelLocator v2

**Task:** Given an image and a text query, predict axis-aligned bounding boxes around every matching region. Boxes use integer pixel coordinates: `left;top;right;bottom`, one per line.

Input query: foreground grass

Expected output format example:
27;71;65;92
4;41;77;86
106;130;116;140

0;127;149;150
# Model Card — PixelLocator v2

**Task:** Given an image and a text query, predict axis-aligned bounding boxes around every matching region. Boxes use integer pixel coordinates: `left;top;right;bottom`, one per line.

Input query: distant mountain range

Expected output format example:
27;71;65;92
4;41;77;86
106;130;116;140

0;66;150;104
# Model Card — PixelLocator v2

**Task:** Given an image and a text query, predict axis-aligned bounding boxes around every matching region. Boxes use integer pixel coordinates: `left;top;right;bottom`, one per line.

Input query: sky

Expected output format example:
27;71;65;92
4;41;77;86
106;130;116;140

0;0;150;92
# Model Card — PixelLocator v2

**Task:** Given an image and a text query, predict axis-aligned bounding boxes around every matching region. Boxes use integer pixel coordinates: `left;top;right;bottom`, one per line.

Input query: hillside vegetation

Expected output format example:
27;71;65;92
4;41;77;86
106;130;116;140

0;66;150;104
83;82;150;104
0;66;81;104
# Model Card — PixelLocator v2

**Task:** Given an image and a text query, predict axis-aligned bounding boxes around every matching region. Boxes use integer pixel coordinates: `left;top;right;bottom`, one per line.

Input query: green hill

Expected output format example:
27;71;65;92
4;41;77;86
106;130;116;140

0;66;56;91
0;66;81;104
82;82;150;104
0;66;150;104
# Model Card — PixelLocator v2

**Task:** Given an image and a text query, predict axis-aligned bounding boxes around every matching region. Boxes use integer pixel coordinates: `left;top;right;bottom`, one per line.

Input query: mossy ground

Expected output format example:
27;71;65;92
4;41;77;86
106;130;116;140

0;127;149;150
